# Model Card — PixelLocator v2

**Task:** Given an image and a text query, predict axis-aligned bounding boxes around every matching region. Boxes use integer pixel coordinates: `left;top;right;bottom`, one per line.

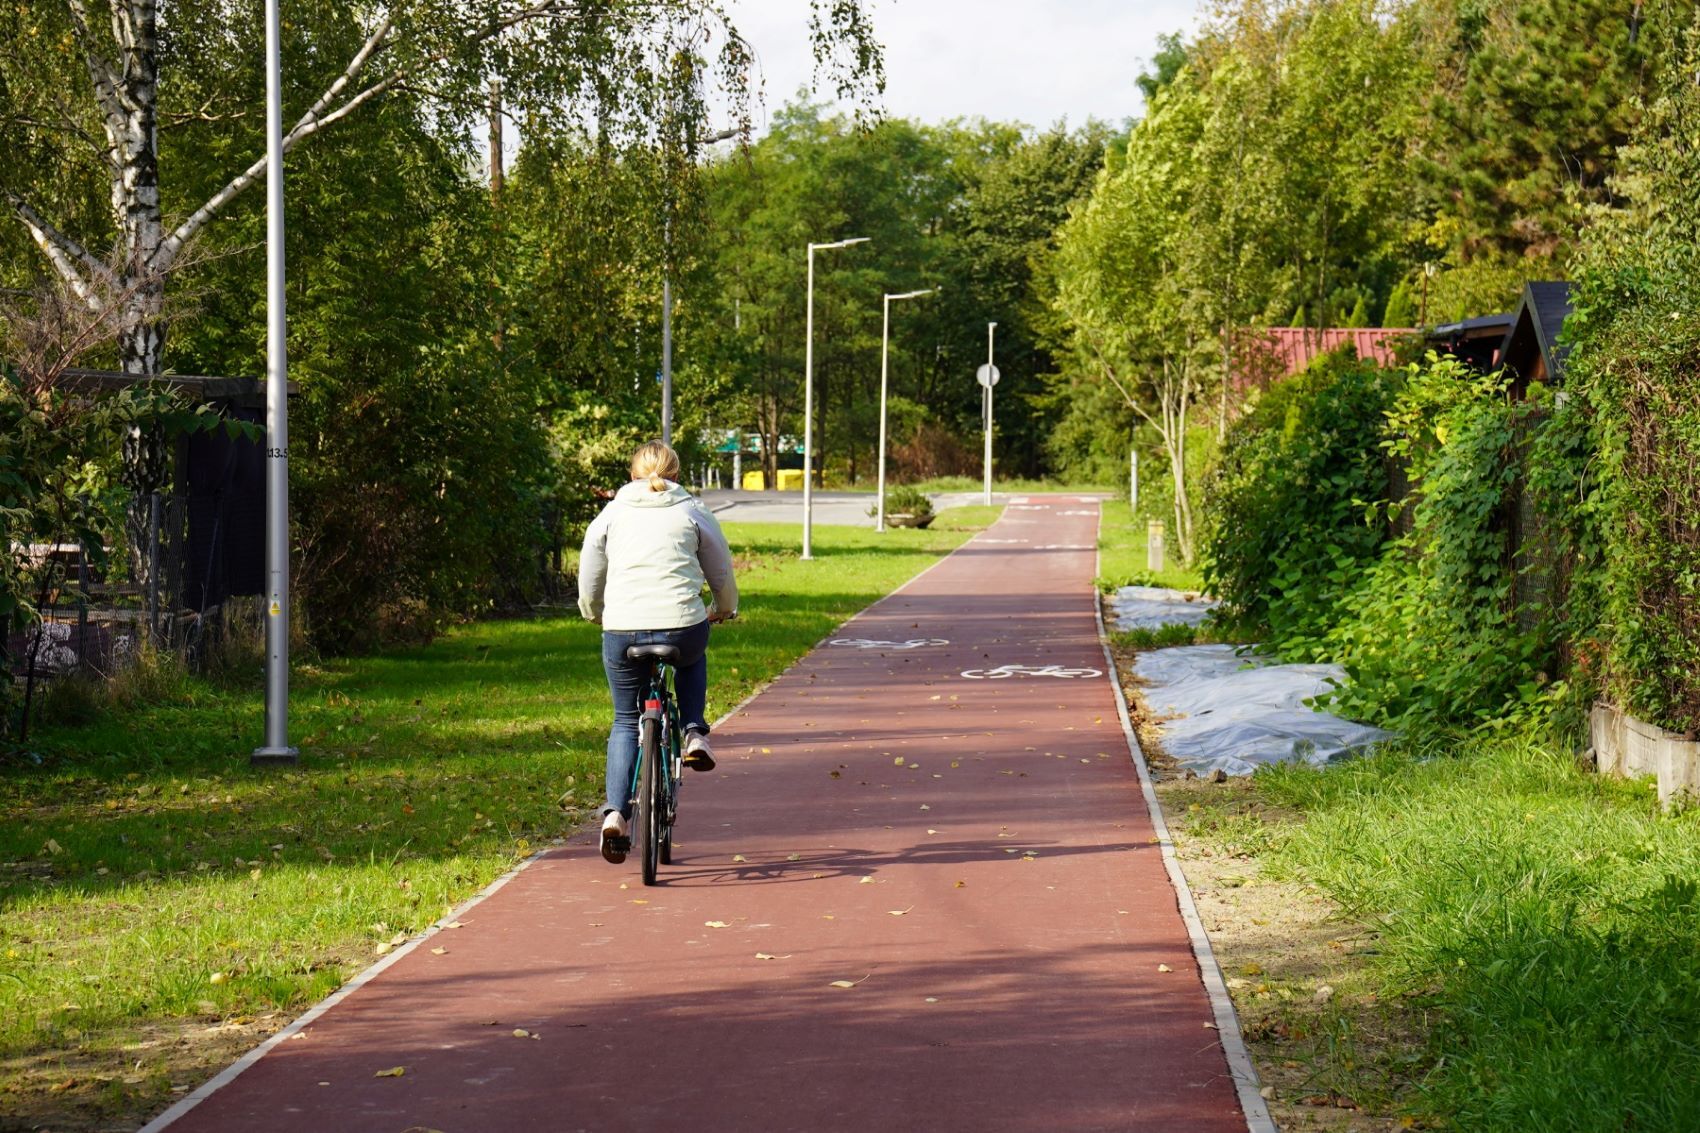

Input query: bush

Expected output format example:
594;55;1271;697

1564;15;1700;733
1200;350;1404;648
878;485;934;520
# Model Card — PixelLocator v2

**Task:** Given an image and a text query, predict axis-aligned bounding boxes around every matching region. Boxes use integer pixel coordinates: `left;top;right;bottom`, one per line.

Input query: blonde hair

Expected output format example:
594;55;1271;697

630;440;681;492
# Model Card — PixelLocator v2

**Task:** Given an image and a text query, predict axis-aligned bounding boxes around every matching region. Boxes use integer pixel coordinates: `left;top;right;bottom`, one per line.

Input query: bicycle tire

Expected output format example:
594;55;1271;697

638;715;661;886
658;714;674;864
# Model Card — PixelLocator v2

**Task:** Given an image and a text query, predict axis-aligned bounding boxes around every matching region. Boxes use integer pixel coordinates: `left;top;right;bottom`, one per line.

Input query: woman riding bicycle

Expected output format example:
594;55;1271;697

578;441;738;864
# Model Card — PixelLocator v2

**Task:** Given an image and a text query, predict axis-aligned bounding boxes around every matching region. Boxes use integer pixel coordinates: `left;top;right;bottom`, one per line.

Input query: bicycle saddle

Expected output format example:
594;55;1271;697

625;644;681;665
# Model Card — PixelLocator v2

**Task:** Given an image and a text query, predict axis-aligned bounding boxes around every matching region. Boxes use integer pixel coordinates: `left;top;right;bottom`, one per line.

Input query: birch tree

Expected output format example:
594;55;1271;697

1053;87;1211;564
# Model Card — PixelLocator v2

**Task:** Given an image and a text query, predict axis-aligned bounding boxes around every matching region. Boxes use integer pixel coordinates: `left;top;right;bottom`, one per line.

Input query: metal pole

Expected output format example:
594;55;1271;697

984;322;996;507
802;245;816;560
877;294;890;533
800;237;868;559
254;0;296;766
662;274;673;446
1131;448;1139;512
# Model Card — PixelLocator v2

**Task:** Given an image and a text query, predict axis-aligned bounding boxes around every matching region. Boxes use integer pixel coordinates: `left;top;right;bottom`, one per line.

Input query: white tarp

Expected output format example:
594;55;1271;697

1108;585;1217;629
1132;644;1392;776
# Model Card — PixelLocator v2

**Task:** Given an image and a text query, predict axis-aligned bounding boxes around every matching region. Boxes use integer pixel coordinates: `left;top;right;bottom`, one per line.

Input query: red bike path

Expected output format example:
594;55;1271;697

147;499;1261;1133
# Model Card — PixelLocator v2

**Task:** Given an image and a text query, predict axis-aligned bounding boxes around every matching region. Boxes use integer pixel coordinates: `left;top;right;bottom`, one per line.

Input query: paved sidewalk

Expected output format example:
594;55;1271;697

150;498;1253;1133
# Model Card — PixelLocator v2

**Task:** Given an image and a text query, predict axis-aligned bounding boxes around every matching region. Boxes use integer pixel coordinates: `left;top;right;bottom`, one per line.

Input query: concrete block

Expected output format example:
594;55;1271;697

1591;701;1700;809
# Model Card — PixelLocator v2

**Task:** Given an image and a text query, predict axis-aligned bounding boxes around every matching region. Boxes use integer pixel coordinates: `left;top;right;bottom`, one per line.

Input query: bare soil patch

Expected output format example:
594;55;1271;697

1110;638;1430;1131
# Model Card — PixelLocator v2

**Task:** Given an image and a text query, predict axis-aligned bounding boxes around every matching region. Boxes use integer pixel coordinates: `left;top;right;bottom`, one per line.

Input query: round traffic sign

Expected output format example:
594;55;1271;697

976;363;1001;388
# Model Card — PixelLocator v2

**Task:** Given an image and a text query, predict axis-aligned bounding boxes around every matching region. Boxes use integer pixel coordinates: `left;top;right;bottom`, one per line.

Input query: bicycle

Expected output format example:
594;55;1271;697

621;612;734;885
622;643;684;886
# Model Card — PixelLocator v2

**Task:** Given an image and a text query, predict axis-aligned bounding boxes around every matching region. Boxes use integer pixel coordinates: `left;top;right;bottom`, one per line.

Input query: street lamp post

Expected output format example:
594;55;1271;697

802;236;868;560
252;0;297;766
876;288;937;533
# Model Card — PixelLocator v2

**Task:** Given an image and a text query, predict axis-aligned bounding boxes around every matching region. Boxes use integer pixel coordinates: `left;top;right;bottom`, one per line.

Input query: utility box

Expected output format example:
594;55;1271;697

776;469;804;491
741;470;766;491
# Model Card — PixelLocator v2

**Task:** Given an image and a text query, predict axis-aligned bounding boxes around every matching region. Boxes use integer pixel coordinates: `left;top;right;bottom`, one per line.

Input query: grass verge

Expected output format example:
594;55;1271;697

1158;731;1700;1132
1096;498;1204;593
0;511;994;1130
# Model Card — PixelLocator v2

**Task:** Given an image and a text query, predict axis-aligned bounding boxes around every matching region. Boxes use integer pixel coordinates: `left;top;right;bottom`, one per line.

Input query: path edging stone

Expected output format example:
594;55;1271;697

1094;553;1278;1133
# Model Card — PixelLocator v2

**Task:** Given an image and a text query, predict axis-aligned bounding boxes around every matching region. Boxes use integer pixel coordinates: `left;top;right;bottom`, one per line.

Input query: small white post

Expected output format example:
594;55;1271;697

1130;448;1139;512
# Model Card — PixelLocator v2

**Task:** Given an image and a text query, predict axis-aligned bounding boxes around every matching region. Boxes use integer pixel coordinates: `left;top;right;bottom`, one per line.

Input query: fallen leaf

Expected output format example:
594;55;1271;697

926;828;938;835
704;921;730;929
755;953;778;961
374;942;392;956
732;854;747;863
893;756;905;766
630;899;648;905
374;1066;406;1078
919;804;930;811
42;839;62;856
249;868;262;881
761;747;772;754
955;880;966;888
389;932;408;946
858;876;876;885
888;907;913;916
787;853;801;861
430;947;448;956
209;972;228;986
1157;964;1173;973
446;921;465;929
925;997;939;1003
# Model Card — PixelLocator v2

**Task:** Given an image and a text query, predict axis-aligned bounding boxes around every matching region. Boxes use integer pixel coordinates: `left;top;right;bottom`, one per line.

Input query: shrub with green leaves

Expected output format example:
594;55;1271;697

1563;13;1700;733
1200;350;1403;648
879;485;934;520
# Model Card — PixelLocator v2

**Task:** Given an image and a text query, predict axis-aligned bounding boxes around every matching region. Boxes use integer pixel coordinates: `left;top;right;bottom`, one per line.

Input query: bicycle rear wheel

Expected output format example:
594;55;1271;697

637;715;661;885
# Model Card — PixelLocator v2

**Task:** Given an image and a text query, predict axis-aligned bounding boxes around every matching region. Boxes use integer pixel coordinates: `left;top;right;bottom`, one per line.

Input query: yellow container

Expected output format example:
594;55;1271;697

741;470;766;491
775;469;804;492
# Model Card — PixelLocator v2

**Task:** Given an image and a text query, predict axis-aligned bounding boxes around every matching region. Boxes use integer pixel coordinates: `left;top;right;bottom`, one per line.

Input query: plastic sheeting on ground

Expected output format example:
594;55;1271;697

1131;644;1392;777
1108;585;1217;630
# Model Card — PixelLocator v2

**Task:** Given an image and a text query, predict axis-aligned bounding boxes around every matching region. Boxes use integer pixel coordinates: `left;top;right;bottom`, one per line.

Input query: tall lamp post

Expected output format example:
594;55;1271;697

252;0;296;765
802;236;869;560
876;287;937;533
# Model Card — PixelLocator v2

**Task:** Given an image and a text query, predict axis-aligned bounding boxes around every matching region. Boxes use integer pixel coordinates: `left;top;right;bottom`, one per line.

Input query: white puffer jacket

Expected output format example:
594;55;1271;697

577;481;738;631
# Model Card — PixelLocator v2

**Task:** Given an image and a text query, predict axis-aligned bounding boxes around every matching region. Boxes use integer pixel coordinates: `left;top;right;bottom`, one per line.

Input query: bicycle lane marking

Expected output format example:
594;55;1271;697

150;497;1255;1133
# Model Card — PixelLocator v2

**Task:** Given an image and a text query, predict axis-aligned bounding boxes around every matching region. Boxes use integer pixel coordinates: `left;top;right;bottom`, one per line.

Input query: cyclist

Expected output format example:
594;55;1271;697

578;441;738;864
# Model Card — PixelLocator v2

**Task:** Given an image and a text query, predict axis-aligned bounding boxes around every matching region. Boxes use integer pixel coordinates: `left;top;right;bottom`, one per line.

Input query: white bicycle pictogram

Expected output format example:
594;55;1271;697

829;637;950;650
959;663;1104;680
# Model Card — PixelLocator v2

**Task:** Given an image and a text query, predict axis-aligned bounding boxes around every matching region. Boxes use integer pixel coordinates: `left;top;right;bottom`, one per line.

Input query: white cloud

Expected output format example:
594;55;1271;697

723;0;1201;131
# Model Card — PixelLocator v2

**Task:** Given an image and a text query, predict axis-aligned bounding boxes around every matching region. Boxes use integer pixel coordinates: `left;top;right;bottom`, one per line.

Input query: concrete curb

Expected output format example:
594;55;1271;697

1094;531;1279;1133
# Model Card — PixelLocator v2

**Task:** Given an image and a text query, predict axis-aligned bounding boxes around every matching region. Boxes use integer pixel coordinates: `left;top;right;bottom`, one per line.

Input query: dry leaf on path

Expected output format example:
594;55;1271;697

430;947;448;956
1157;964;1173;973
705;921;730;929
374;1066;406;1078
888;907;913;916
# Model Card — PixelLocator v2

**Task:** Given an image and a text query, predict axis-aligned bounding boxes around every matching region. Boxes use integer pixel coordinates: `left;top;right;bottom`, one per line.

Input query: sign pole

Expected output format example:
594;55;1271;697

984;322;996;506
253;0;296;766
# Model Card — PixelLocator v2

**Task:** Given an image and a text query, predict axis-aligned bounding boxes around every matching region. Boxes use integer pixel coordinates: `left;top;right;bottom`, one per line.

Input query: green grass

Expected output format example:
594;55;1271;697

1249;735;1700;1131
0;512;993;1120
1095;498;1205;593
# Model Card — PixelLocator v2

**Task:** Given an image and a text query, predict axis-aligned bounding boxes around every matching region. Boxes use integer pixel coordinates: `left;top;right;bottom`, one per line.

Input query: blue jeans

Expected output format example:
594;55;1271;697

601;620;711;818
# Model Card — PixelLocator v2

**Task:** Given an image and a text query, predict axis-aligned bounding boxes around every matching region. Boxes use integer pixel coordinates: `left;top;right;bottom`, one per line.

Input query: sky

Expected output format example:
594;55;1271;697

721;0;1203;132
